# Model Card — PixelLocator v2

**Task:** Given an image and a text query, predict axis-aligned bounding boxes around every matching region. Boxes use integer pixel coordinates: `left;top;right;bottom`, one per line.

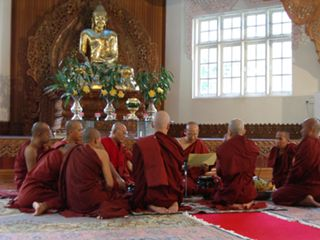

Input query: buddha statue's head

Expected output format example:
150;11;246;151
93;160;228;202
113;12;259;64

92;4;108;33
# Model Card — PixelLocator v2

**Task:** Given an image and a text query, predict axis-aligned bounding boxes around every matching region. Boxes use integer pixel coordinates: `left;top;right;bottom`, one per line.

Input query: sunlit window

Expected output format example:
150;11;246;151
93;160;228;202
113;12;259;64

193;7;292;98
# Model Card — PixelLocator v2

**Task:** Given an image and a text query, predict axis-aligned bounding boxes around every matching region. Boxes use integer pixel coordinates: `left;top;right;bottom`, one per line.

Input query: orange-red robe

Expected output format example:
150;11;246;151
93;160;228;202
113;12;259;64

268;143;296;188
184;139;209;195
11;149;64;212
131;132;185;210
14;140;44;190
272;137;320;205
101;137;134;184
59;144;129;219
213;135;259;204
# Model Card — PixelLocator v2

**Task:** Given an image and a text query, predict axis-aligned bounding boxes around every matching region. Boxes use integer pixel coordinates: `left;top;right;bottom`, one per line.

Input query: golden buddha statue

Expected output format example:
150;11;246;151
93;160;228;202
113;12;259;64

79;4;118;64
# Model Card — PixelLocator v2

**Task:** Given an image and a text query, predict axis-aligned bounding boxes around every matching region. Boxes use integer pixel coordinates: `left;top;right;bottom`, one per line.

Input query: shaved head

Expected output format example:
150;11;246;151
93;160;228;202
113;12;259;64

185;121;200;142
65;120;83;143
110;122;128;143
301;118;320;138
111;122;126;134
229;119;245;136
275;131;290;149
153;111;171;134
276;131;290;140
83;128;101;144
186;121;199;130
65;120;82;135
31;122;50;137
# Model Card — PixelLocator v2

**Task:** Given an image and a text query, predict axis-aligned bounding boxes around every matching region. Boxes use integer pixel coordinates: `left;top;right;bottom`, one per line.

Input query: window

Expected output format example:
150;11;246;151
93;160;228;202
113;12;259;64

193;7;292;98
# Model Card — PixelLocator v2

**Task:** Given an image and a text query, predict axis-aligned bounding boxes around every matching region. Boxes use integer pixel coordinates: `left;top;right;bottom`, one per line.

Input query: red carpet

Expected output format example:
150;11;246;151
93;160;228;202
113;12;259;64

194;212;320;240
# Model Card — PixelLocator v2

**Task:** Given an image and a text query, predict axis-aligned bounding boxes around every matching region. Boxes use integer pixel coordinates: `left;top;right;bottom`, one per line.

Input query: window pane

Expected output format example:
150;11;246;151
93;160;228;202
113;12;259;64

247;45;256;60
200;80;208;95
247;27;255;38
232;28;241;39
208;31;217;42
223;47;232;61
209;48;217;62
272;76;282;92
256;26;265;37
247;61;256;76
232;78;241;93
209;63;217;78
200;64;209;78
283;42;292;57
272;23;282;35
209;20;217;30
257;60;265;75
247;77;256;93
272;42;282;58
223;18;232;28
223;78;232;94
200;32;208;42
232;62;241;77
208;79;217;94
272;12;282;23
223;63;232;77
283;22;292;34
257;77;265;93
223;29;232;40
232;46;241;61
201;21;209;31
257;44;265;59
283;12;291;23
200;48;208;63
272;59;282;75
283;59;292;74
247;15;256;26
257;14;265;25
282;76;292;92
233;17;241;28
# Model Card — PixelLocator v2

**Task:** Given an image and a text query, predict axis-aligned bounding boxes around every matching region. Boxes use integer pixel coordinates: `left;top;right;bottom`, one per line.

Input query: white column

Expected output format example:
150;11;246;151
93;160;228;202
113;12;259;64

0;0;12;122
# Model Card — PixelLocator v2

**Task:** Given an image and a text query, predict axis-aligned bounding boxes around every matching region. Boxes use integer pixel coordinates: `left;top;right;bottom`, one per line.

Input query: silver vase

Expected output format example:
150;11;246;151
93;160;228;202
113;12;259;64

70;96;83;120
145;99;157;121
104;98;116;121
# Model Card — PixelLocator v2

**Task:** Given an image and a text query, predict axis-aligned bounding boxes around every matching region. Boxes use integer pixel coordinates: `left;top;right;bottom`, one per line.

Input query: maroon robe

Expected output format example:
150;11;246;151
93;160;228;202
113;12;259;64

131;132;185;210
52;140;68;149
14;140;44;190
11;149;64;211
213;135;259;204
272;137;320;205
184;139;209;195
101;137;134;184
268;143;296;188
59;144;129;219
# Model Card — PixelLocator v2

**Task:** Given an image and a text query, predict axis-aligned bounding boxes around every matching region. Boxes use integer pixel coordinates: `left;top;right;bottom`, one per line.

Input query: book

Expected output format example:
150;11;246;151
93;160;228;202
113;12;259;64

188;153;217;167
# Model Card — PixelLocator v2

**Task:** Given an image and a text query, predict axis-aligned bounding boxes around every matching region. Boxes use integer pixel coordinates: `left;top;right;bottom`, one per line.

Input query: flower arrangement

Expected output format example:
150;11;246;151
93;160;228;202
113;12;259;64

135;68;174;105
44;56;92;104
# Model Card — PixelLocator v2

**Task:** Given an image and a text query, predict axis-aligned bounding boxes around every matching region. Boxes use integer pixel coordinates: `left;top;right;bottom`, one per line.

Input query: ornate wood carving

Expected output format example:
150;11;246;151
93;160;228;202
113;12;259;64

25;0;162;134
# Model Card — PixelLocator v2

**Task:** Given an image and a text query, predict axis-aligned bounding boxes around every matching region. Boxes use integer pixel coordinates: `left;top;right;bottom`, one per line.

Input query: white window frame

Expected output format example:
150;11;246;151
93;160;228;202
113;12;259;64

192;6;292;99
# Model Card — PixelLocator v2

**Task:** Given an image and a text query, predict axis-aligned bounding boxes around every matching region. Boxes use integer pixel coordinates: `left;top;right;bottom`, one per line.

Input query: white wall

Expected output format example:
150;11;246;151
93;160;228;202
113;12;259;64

165;0;320;124
0;0;11;122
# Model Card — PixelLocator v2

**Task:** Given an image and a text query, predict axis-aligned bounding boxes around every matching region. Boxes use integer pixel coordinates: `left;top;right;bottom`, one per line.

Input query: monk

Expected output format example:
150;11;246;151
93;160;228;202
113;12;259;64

52;120;83;148
213;119;259;209
131;111;185;213
59;128;129;219
272;118;320;207
11;144;71;216
177;121;209;195
101;122;134;185
268;131;296;188
14;122;51;190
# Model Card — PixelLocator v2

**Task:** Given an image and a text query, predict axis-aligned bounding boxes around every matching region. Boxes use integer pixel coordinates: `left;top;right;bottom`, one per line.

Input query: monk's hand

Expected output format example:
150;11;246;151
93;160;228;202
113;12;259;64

201;164;209;172
205;168;217;176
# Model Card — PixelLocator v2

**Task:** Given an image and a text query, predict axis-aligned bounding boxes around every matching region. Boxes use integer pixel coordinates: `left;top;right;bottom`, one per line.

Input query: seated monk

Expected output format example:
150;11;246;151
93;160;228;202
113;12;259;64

52;120;83;148
177;121;209;195
14;122;51;190
131;111;185;214
101;122;134;185
268;131;296;188
59;128;129;219
212;119;259;209
11;144;71;216
272;118;320;207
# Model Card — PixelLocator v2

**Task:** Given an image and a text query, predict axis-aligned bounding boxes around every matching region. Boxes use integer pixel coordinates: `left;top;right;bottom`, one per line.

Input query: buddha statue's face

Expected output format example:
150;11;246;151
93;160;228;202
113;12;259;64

93;14;107;32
